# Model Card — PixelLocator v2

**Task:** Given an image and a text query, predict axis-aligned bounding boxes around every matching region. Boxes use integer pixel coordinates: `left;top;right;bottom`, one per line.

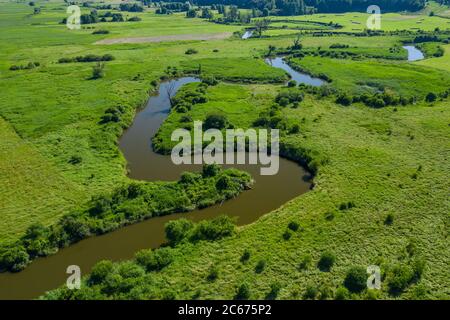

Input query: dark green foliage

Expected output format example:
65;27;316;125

335;286;349;300
185;48;198;55
89;260;114;285
190;215;236;241
59;54;114;64
275;89;304;107
9;62;40;71
265;282;281;300
384;213;394;225
318;251;336;271
344;266;367;293
388;264;414;293
165;219;194;245
0;246;30;272
255;259;266;273
92;29;109;35
135;247;173;272
202;163;221;177
201;76;219;86
119;3;143;12
128;16;142;22
288;221;300;231
203;114;229;130
425;92;437;102
207;265;219;282
240;249;251;263
92;62;105;79
68;155;82;165
336;93;353;106
234;283;250;300
298;254;311;270
282;229;292;240
303;284;318;299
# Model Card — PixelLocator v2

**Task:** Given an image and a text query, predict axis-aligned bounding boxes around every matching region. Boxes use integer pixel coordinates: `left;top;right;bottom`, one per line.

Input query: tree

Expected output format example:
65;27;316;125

186;9;197;18
234;283;250;300
203;113;228;130
92;62;105;79
165;219;193;245
254;18;270;37
318;251;336;271
344;266;367;293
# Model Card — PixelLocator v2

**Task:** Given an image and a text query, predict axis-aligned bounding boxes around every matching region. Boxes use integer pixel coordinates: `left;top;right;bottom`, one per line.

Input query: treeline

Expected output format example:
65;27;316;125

0;165;251;272
181;0;425;14
58;54;115;64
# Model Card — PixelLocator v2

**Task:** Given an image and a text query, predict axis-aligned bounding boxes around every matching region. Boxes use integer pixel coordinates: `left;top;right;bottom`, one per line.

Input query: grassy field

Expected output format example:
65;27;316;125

0;0;449;300
289;55;450;97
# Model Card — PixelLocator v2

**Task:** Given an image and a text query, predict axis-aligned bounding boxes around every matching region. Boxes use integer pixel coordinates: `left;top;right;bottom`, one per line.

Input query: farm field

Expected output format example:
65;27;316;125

0;0;449;301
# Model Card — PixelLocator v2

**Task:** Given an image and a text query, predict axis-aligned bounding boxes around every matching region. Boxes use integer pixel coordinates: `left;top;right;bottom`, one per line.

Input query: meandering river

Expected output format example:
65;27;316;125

0;76;311;299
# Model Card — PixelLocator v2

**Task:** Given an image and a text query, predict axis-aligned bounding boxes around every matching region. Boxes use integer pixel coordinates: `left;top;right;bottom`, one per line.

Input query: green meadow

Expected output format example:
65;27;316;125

0;0;449;300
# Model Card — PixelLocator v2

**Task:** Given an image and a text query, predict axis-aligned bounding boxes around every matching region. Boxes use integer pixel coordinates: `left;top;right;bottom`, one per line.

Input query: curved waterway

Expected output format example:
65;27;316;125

266;57;325;86
403;45;424;61
0;77;311;299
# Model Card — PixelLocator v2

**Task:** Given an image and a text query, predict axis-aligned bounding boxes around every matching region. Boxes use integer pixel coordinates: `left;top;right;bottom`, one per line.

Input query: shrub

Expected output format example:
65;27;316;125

234;283;250;300
318;251;336;271
240;249;251;263
303;284;318;299
134;248;173;272
336;93;352;106
202;76;219;86
388;264;414;293
89;260;114;285
255;259;266;273
207;266;219;282
344;266;367;293
202;163;221;177
283;230;292;240
128;16;142;22
0;246;30;272
185;48;198;55
425;92;437;103
287;80;297;87
335;286;349;300
288;221;300;231
384;213;394;225
92;29;109;34
190;215;236;241
203;114;228;130
165;219;194;245
92;62;105;79
265;282;281;300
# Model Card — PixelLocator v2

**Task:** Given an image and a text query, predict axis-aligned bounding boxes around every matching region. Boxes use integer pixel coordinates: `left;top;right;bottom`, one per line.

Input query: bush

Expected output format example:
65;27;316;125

425;92;437;103
335;286;349;300
89;260;114;285
92;62;105;79
287;80;297;87
384;213;394;225
318;251;336;271
0;246;30;272
165;219;194;245
288;221;300;231
134;248;173;272
282;229;292;240
303;284;318;299
190;215;236;241
240;249;251;263
265;282;281;300
207;266;219;282
344;266;367;293
185;48;198;55
255;259;266;273
234;283;250;300
92;29;109;35
203;114;228;130
202;163;221;177
202;76;219;86
336;93;352;106
388;264;414;293
128;16;142;22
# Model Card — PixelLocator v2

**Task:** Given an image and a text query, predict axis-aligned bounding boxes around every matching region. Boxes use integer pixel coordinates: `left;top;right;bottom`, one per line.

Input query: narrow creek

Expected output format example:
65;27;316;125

0;76;311;299
265;57;325;86
403;45;425;61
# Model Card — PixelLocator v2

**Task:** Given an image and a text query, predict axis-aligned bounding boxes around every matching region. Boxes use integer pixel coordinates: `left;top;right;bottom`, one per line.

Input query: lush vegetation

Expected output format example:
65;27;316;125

0;0;449;300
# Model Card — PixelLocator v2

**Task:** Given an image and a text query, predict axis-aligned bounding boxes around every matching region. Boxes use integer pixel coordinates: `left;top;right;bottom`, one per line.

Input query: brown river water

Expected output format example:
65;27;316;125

0;77;311;300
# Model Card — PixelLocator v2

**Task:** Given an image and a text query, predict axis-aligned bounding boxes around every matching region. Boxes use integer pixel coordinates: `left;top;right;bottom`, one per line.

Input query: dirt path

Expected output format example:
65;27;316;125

95;32;233;45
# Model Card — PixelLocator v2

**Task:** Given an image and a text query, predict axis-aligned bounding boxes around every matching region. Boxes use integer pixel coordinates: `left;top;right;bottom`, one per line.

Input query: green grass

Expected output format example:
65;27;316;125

1;0;449;300
181;57;288;83
289;55;450;97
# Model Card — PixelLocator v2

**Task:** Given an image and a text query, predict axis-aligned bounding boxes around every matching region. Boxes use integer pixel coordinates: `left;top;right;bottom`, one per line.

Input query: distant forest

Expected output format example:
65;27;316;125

149;0;427;14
